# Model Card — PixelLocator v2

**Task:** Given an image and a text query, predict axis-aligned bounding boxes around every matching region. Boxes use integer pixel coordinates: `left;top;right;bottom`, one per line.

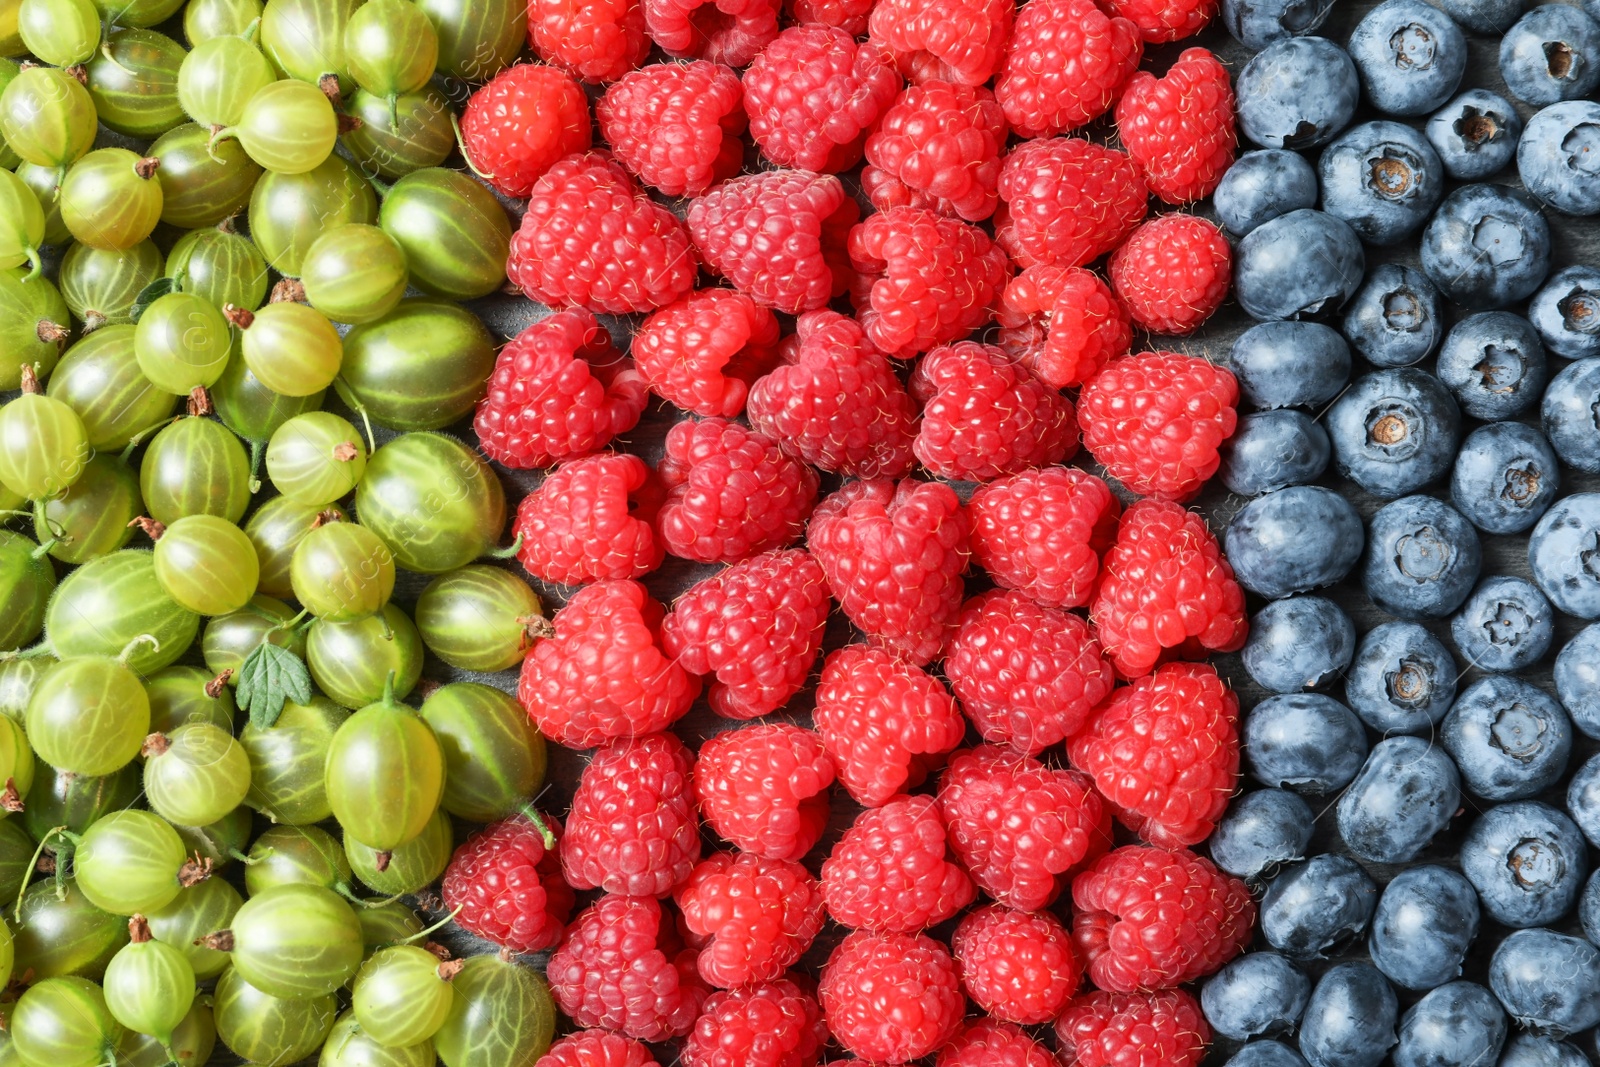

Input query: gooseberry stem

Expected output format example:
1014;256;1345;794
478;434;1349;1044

518;805;556;850
488;533;524;560
393;904;465;947
117;633;161;665
0;642;55;662
16;826;68;922
247;438;264;494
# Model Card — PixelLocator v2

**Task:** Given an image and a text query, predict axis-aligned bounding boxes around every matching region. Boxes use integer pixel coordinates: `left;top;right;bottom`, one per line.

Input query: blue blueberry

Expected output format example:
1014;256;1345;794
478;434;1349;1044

1516;100;1600;215
1498;1035;1591;1067
1318;121;1444;245
1460;801;1587;927
1527;493;1600;618
1442;676;1571;801
1260;854;1379;958
1450;422;1561;536
1420;184;1552;310
1394;982;1507;1067
1555;624;1600;738
1209;788;1316;881
1326;369;1461;499
1236;36;1360;149
1219;411;1331;497
1369;865;1481;992
1348;0;1467;116
1202;952;1312;1041
1499;5;1600;105
1435;312;1548;421
1449;576;1555;675
1225;486;1366;600
1489;928;1600;1036
1540;358;1600;473
1581;871;1600;946
1223;0;1337;50
1425;90;1524;181
1362;495;1482;620
1530;266;1600;358
1342;264;1444;368
1434;0;1522;34
1298;962;1399;1067
1236;209;1366;322
1566;752;1600;844
1216;149;1319;236
1336;736;1461;864
1242;595;1354;693
1245;693;1368;795
1345;621;1457;733
1230;321;1352;409
1227;1041;1311;1067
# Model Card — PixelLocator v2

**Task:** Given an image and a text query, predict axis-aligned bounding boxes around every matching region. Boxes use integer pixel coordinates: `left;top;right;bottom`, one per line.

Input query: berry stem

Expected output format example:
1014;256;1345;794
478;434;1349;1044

15;827;68;922
117;633;161;665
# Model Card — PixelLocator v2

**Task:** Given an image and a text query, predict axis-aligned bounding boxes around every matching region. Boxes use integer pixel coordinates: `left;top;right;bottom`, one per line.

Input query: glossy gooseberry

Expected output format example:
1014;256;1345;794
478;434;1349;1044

245;496;343;598
299;223;407;324
73;808;197;916
324;686;444;851
413;0;524;82
183;0;262;44
230;300;342;394
379;167;510;299
0;65;98;170
0;365;88;501
305;603;421;709
0;528;54;651
243;824;353;897
356;899;423;957
422;681;546;823
85;28;188;139
21;762;139;846
248;152;376;275
345;805;450;897
14;160;69;246
25;653;151;777
239;695;348;824
351;942;457;1047
0;267;71;388
133;290;232;394
342;87;452;179
145;665;236;734
43;549;198;672
165;225;269;314
46;326;174;451
144;877;242;980
338;299;494;431
343;0;437;124
199;593;304;682
433;955;556;1067
0;655;53;722
138;395;252;523
177;33;276;128
258;0;361;93
0;167;43;276
59;241;164;332
17;0;99;68
151;513;260;615
34;453;142;565
224;882;364;998
150;122;264;228
355;432;507;574
143;722;252;826
171;803;253;870
103;916;197;1049
265;411;366;504
11;878;129;980
216;77;337;174
59;148;165;251
415;566;544;672
320;1010;434;1067
115;1001;217;1067
290;517;394;621
212;358;323;445
10;976;121;1067
213;966;337;1065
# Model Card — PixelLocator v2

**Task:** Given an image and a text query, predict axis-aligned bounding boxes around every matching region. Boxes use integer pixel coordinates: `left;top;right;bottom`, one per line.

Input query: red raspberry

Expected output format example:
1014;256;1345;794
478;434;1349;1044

1057;990;1211;1067
631;290;781;417
996;265;1131;390
655;418;819;564
786;0;872;34
745;311;918;480
952;906;1079;1025
1072;845;1255;992
820;931;964;1064
508;152;697;315
536;1030;660;1067
528;0;649;83
867;0;1011;86
996;138;1147;270
849;208;1010;360
694;723;835;860
937;1021;1064;1067
660;549;830;719
442;812;573;955
514;453;663;584
675;851;826;988
1100;0;1215;42
938;745;1108;911
474;309;648;470
1116;48;1235;204
688;170;858;314
1108;216;1231;335
548;894;709;1041
861;81;1007;222
995;0;1142;137
812;645;966;807
682;979;828;1067
967;465;1119;610
596;62;747;197
909;341;1078;482
1069;662;1239;849
808;478;970;666
744;27;901;173
943;589;1115;755
644;0;780;66
561;732;701;897
459;64;592;197
519;580;700;747
820;795;974;933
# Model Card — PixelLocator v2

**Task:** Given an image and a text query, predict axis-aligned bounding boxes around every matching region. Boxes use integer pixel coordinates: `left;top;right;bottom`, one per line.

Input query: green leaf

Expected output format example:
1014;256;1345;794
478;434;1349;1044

128;276;178;324
236;641;313;729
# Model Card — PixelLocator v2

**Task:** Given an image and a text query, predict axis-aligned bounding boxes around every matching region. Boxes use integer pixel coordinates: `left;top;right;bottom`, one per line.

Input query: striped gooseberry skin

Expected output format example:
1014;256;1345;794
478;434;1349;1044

0;268;69;388
13;875;133;978
152;123;264;228
0;67;99;169
45;550;198;673
340;300;497;430
240;696;350;826
249;155;378;277
139;411;253;524
343;88;454;181
324;696;445;852
379;169;511;299
246;498;345;599
306;604;424;709
259;0;362;93
351;943;455;1048
245;825;352;897
47;325;175;451
59;149;164;251
36;454;142;565
164;226;269;315
414;566;543;673
416;0;526;80
74;810;188;915
143;722;252;827
12;977;121;1067
346;807;453;897
229;884;365;999
420;681;547;822
214;965;338;1064
85;28;187;138
433;954;557;1067
265;412;368;507
146;878;242;980
0;388;88;501
355;432;507;575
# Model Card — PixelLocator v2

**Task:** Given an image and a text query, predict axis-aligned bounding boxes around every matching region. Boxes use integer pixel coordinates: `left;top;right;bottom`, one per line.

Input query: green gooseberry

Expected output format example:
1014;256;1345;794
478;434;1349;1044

244;496;343;598
17;0;99;68
0;267;71;389
10;976;122;1067
144;877;242;980
244;824;353;897
21;761;139;845
0;655;52;722
342;87;452;180
169;802;253;869
248;152;377;276
351;943;456;1047
324;686;444;852
422;681;546;823
232;299;343;394
139;400;252;523
200;593;304;683
43;550;198;671
212;359;323;446
413;0;524;81
258;0;362;94
355;432;507;574
103;916;197;1048
300;223;408;325
0;66;98;170
213;966;337;1065
14;161;68;249
25;653;150;777
339;300;496;431
85;28;188;139
291;518;395;621
356;899;422;957
265;411;367;505
89;0;184;30
239;695;347;824
434;955;556;1067
45;326;174;451
225;882;364;998
216;76;337;175
58;148;165;252
133;290;233;394
183;0;262;44
152;513;260;616
0;167;42;275
115;1000;216;1067
149;122;264;229
306;603;421;709
143;722;251;827
58;241;164;332
0;712;32;803
0;368;89;501
0;818;33;903
11;878;129;980
74;809;195;916
165;225;270;314
343;0;437;121
414;565;544;673
0;528;53;651
320;1010;434;1067
345;804;450;896
34;453;143;565
177;32;275;128
144;664;237;734
379;168;511;299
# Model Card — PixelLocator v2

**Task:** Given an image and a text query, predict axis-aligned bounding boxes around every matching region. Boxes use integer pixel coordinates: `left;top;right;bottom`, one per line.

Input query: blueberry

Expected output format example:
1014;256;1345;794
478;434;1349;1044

1219;411;1332;498
1242;595;1354;693
1449;576;1555;675
1230;321;1352;409
1450;422;1561;536
1434;0;1522;34
1342;264;1444;368
1394;982;1508;1067
1435;312;1548;421
1245;693;1368;794
1327;369;1461;499
1489;928;1600;1036
1216;150;1320;236
1500;5;1600;106
1260;854;1379;958
1581;870;1600;946
1442;676;1571;801
1527;493;1600;618
1529;266;1600;359
1460;801;1587;927
1298;962;1399;1067
1318;121;1444;245
1566;752;1600;844
1227;1041;1312;1067
1236;37;1360;149
1345;621;1458;733
1348;0;1467;116
1236;210;1366;322
1420;184;1552;311
1209;788;1316;880
1362;495;1482;620
1202;952;1312;1041
1498;1035;1591;1067
1540;358;1600;473
1226;486;1366;600
1516;100;1600;215
1369;865;1481;992
1555;624;1600;738
1336;736;1461;864
1223;0;1337;51
1425;90;1524;181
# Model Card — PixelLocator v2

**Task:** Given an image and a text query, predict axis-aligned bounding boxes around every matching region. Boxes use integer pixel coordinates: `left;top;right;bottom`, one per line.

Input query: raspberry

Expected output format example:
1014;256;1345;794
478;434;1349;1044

820;795;974;933
937;1021;1064;1067
744;27;901;173
561;732;701;897
528;0;649;83
808;478;970;666
867;0;1011;86
474;309;648;470
597;62;747;197
861;81;1007;222
694;723;835;860
536;1031;660;1067
459;64;592;197
1069;662;1238;849
442;812;573;955
519;580;700;748
1057;990;1211;1067
938;745;1108;911
1116;48;1235;204
1107;216;1232;335
849;207;1010;360
631;289;781;417
952;905;1079;1025
812;645;966;807
786;0;872;34
548;894;709;1041
943;589;1115;755
1100;0;1215;42
688;170;858;314
996;265;1131;390
655;418;820;564
819;931;964;1064
508;152;697;315
967;465;1120;610
909;341;1079;482
1078;352;1239;501
514;453;663;584
675;851;826;988
745;310;918;480
995;138;1147;270
1071;845;1255;992
682;979;828;1067
995;0;1142;138
644;0;780;66
660;549;830;719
